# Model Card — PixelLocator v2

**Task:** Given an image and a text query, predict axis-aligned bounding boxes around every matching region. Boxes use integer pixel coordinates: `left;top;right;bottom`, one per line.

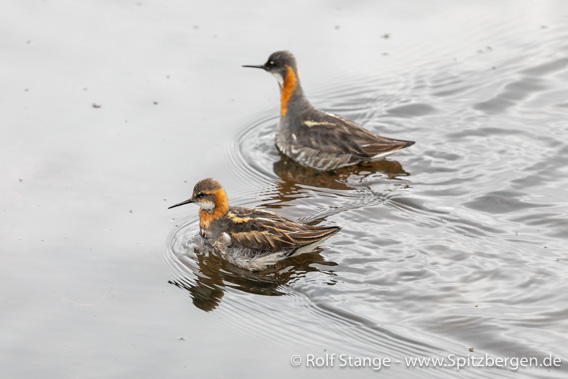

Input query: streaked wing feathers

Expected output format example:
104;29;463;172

290;110;414;169
227;207;340;252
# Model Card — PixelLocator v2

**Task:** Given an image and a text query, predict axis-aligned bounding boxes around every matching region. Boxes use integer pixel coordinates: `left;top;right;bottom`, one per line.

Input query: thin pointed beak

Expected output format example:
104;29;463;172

168;198;193;209
242;64;266;70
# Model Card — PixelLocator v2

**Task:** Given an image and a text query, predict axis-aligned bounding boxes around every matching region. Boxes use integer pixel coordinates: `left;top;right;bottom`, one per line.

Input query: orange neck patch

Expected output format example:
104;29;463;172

199;188;229;228
280;65;297;116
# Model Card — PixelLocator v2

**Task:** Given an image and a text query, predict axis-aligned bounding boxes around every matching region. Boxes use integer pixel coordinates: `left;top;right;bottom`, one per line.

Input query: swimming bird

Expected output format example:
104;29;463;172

168;178;340;270
243;50;415;171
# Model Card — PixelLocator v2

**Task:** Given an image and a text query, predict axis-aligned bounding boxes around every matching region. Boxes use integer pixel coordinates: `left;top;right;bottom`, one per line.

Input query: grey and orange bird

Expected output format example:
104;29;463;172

244;51;414;171
168;178;340;270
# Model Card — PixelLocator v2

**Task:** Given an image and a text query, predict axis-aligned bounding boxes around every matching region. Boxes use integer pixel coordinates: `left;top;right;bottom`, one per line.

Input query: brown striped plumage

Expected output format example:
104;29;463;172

169;178;340;270
244;51;415;171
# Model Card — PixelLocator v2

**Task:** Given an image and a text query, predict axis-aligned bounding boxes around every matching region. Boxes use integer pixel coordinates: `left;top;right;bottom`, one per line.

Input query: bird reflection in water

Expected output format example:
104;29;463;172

260;152;411;210
275;151;409;187
168;238;337;312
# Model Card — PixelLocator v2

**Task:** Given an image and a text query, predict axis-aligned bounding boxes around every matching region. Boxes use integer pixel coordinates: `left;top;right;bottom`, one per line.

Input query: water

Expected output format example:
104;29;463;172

2;1;567;378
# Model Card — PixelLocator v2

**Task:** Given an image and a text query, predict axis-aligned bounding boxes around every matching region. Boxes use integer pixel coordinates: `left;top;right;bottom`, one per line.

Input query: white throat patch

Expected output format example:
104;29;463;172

271;71;284;86
198;200;215;211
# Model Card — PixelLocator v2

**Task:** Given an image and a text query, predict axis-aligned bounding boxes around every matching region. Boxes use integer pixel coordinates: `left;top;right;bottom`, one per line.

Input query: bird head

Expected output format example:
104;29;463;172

168;178;228;213
243;50;299;86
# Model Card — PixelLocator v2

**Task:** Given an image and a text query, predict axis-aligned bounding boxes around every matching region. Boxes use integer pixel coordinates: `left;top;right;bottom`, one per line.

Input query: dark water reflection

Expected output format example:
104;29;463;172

273;152;410;191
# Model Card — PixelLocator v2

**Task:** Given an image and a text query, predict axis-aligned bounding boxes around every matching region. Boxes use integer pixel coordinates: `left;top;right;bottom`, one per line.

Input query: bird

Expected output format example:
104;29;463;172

168;178;340;271
243;50;415;171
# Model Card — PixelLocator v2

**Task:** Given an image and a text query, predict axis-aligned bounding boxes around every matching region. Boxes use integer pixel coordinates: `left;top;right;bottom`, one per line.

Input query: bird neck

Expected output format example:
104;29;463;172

199;188;229;228
279;65;306;116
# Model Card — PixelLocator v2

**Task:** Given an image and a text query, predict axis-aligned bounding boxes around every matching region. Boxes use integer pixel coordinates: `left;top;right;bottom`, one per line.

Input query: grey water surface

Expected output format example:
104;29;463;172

2;1;568;378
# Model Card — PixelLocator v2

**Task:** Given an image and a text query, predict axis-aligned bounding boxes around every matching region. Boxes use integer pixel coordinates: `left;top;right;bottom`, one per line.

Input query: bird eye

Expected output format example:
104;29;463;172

196;192;204;198
269;61;274;65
